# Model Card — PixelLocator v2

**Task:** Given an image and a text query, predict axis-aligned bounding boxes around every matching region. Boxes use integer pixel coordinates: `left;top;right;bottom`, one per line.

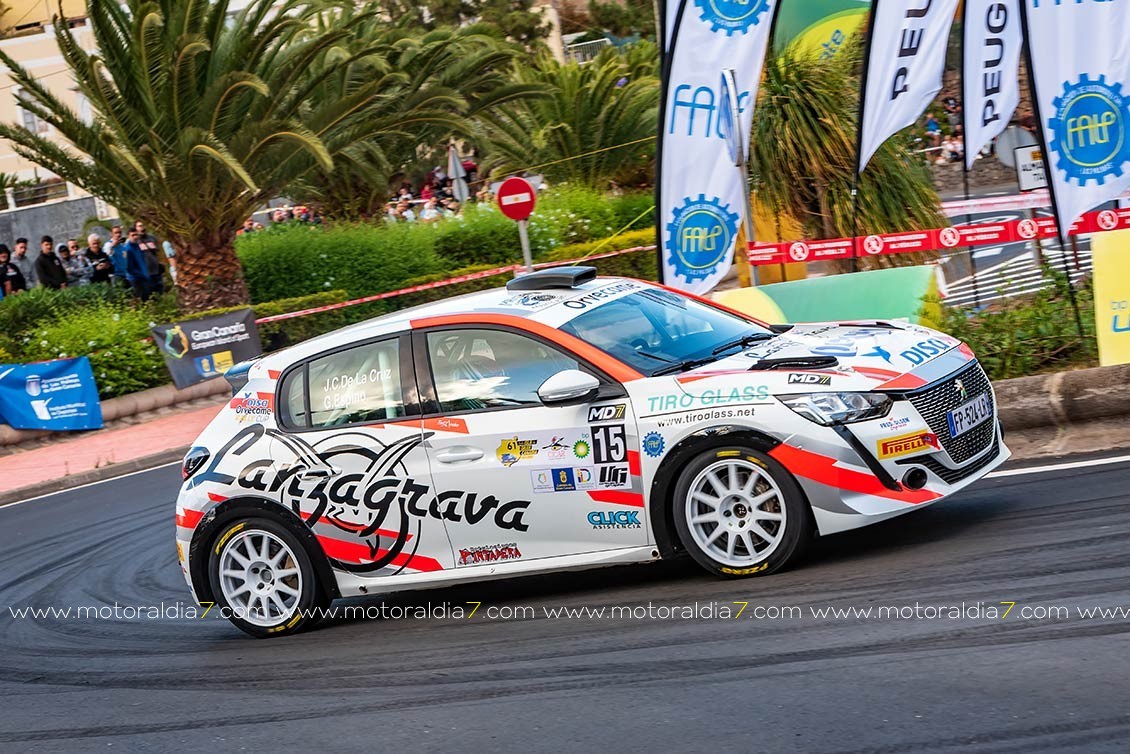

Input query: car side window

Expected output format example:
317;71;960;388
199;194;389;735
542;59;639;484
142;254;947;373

280;338;406;429
427;329;579;413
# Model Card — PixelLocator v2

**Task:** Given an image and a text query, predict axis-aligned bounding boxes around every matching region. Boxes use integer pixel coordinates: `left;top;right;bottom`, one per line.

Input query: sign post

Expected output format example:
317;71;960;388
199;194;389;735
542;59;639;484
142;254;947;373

1014;146;1048;193
497;176;538;272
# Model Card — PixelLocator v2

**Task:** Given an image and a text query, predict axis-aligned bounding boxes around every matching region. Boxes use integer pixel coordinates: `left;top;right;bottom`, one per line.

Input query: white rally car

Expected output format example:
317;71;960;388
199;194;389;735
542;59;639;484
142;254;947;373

176;267;1009;636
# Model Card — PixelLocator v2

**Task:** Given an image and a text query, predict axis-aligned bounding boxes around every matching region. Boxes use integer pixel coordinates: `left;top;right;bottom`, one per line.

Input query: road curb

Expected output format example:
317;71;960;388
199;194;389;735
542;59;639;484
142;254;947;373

0;447;188;507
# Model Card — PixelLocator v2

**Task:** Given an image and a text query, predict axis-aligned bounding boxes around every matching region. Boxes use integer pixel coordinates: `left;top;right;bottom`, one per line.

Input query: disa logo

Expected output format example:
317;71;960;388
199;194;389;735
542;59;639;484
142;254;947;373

666;195;739;283
1048;74;1130;186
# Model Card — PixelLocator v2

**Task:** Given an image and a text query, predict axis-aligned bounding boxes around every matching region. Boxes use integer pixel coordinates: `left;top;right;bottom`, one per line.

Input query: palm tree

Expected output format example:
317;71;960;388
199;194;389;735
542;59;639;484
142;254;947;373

0;0;406;311
290;16;544;220
476;42;660;188
751;40;945;268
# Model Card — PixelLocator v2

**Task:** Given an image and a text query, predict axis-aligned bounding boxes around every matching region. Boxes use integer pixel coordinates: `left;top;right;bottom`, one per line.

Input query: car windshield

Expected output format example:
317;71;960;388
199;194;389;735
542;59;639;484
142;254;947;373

559;288;770;376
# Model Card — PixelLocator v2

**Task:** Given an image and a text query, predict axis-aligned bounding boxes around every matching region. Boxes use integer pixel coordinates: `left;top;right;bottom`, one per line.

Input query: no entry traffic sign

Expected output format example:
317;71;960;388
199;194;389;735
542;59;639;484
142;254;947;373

497;176;537;221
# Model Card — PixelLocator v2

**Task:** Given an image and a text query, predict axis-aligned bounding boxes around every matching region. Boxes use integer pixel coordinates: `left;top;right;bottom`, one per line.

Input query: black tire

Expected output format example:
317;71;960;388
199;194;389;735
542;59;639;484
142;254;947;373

672;445;812;578
207;517;328;638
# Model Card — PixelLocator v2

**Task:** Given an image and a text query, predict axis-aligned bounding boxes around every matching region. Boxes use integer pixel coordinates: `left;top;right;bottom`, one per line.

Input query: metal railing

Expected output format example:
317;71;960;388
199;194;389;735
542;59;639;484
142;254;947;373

566;38;611;64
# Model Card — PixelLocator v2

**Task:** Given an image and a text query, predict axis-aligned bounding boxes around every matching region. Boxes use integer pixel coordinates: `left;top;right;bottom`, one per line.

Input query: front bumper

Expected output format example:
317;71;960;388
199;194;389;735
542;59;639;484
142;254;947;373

771;361;1010;535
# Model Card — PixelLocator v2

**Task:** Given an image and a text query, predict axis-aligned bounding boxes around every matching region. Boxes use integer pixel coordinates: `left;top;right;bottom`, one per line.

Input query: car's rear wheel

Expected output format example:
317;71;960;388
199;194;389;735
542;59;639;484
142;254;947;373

207;517;326;638
672;446;812;577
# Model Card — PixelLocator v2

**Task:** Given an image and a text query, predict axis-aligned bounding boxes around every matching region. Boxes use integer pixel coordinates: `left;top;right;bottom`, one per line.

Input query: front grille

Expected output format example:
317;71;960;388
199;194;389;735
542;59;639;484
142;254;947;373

904;361;995;464
897;436;1000;484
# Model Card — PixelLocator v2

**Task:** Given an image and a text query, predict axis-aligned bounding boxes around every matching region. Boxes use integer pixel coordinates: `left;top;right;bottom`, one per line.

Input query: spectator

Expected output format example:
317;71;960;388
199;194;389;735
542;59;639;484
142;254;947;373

237;218;256;235
442;198;462;218
11;237;36;288
134;221;165;296
34;236;67;289
162;240;177;282
0;245;27;295
396;200;416;222
419;199;442;222
123;227;151;299
61;240;94;286
107;225;130;286
85;234;113;284
925;115;942;146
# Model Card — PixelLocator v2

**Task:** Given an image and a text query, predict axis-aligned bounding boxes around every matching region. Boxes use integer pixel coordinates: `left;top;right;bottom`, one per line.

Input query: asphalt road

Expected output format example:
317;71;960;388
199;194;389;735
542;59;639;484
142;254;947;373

2;456;1130;752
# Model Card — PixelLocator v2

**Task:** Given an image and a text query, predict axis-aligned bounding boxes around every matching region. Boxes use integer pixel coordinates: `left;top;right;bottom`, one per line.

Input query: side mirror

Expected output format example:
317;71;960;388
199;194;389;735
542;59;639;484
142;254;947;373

537;369;600;405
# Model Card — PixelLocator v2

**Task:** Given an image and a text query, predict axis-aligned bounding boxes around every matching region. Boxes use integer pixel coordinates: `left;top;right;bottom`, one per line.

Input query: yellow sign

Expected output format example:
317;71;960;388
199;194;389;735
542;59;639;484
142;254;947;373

877;431;939;460
1092;229;1130;366
496;437;538;467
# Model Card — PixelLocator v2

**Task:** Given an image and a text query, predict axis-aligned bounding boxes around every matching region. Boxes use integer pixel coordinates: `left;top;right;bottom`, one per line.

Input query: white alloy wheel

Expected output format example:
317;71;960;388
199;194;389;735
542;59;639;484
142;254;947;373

685;458;787;567
218;529;304;628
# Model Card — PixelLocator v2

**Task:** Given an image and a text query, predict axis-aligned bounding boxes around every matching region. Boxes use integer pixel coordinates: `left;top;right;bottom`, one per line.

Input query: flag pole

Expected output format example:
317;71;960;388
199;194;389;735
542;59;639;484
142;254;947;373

654;0;689;285
852;3;881;274
959;0;982;308
1016;4;1085;338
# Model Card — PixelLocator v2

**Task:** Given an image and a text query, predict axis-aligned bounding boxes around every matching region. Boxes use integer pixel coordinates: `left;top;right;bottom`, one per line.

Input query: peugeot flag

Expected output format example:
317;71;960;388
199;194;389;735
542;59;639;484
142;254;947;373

962;0;1021;171
858;0;959;173
658;0;777;293
1021;0;1130;234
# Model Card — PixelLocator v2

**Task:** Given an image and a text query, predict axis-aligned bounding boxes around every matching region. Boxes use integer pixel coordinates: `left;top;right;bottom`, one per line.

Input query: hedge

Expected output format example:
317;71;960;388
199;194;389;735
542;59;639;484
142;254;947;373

235;189;655;303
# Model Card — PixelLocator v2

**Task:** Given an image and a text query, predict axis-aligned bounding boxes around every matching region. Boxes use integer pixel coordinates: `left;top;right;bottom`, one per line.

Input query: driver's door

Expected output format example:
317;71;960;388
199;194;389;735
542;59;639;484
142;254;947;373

416;326;646;566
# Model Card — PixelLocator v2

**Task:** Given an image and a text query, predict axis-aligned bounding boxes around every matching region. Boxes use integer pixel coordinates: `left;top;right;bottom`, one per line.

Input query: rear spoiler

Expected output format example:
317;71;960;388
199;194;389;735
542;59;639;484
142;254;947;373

224;358;260;395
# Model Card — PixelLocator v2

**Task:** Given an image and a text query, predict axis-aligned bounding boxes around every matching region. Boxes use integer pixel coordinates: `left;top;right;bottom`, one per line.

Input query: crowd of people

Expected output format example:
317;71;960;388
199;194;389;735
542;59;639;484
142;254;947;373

0;220;173;301
384;161;476;224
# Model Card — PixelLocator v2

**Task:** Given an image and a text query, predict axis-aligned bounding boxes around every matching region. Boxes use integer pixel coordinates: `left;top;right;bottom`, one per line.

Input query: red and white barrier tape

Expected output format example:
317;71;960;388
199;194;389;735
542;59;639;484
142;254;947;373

749;207;1130;267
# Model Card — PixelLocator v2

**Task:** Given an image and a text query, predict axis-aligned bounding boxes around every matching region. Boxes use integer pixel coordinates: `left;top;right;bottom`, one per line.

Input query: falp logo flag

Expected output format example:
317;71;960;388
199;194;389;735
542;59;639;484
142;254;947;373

962;0;1021;170
1022;0;1130;233
858;0;960;173
658;0;778;294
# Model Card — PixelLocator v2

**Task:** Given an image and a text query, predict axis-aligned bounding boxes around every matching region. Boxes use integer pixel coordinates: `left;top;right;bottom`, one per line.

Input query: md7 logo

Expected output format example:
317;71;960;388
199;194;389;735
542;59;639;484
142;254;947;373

588;404;627;423
788;373;832;386
598;465;630;488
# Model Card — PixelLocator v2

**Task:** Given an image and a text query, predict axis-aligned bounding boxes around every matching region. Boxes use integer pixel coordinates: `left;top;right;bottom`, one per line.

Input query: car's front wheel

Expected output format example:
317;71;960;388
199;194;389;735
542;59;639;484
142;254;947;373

207;517;327;638
672;446;812;577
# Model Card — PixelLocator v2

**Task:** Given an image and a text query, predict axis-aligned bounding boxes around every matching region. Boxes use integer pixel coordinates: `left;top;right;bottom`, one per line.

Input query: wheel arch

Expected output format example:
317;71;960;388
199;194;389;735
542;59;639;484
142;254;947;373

648;426;783;559
188;496;341;605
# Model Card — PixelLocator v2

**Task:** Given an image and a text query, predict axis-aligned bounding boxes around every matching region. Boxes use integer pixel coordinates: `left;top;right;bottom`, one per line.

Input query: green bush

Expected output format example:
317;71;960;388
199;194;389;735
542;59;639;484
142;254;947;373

236;222;444;302
18;302;167;399
0;284;137;337
527;186;618;255
432;206;521;267
939;270;1097;380
608;191;655;232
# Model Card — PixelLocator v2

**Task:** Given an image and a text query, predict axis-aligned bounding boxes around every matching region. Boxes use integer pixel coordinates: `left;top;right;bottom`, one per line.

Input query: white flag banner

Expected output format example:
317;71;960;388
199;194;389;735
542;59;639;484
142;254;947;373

858;0;960;173
962;0;1022;170
663;0;686;52
1022;0;1130;232
658;0;777;293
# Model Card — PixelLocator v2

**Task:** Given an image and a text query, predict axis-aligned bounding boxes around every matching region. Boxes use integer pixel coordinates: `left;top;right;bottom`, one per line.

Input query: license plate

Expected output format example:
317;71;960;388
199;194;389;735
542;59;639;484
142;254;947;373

946;392;992;438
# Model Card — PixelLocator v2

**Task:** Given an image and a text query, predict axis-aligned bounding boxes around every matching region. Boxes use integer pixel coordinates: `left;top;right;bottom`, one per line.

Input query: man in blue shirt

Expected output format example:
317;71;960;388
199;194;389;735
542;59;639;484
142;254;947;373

123;227;151;299
107;225;130;286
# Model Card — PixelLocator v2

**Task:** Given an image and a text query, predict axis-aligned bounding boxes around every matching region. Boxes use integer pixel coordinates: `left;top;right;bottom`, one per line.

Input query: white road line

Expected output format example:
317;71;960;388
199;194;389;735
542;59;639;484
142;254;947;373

987;454;1130;478
0;461;181;510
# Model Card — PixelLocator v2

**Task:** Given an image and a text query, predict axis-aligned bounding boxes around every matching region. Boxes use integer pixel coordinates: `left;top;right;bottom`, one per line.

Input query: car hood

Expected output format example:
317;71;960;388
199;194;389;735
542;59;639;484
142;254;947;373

676;321;970;393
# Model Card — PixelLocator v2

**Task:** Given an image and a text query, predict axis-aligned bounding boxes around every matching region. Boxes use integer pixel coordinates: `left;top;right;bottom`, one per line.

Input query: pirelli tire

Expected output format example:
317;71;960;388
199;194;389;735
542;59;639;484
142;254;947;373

672;445;812;578
207;517;329;638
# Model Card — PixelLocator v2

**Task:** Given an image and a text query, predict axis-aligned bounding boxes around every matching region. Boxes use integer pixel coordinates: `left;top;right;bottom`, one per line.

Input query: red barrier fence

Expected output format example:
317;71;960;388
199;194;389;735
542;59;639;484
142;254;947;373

748;207;1130;267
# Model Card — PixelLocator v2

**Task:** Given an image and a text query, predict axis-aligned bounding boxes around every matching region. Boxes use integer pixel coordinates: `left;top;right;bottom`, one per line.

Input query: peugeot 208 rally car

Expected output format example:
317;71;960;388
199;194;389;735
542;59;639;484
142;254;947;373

176;267;1009;636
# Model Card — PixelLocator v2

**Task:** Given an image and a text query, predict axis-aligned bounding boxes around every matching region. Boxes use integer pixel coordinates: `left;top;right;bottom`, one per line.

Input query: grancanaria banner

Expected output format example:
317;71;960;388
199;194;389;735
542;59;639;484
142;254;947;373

858;0;959;173
657;0;779;294
1021;0;1130;233
151;309;261;389
962;0;1022;170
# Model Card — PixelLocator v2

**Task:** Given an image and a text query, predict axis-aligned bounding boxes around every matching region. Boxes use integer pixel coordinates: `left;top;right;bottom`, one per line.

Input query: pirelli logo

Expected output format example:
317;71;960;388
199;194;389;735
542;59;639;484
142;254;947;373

876;431;939;460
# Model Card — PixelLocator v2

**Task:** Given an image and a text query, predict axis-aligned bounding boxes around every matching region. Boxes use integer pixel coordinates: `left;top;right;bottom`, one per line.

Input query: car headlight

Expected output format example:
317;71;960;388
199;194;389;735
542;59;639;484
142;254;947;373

778;392;892;426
